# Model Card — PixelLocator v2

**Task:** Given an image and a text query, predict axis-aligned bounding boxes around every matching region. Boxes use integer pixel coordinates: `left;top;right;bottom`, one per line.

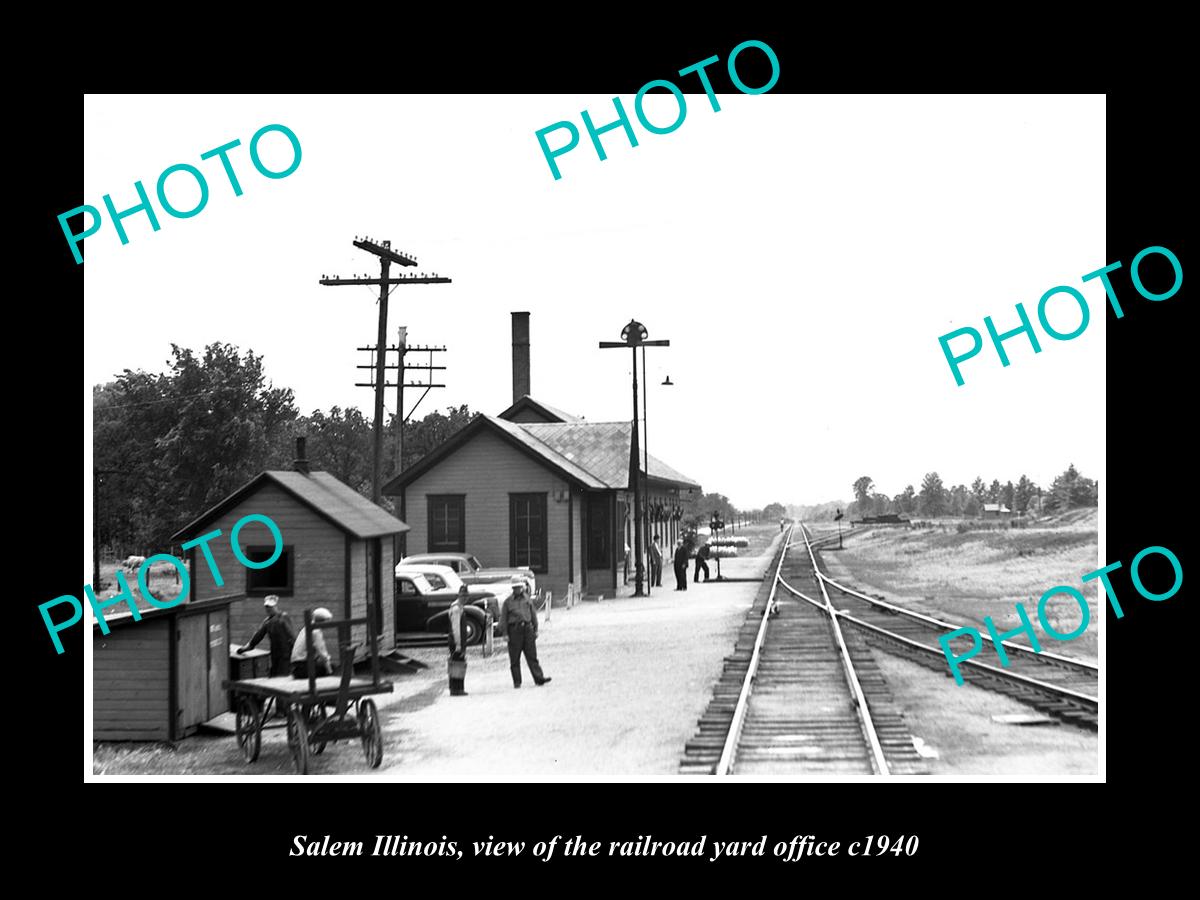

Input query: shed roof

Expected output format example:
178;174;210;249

172;470;410;541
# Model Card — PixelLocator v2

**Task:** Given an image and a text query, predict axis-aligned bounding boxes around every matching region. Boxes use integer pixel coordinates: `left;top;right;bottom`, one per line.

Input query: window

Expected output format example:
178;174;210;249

510;493;548;574
428;495;465;553
425;573;448;590
397;578;419;597
245;545;295;595
587;497;611;569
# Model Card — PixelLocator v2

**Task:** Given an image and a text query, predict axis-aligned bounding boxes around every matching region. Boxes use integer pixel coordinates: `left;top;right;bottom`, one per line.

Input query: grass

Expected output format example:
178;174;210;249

819;510;1099;659
94;560;187;613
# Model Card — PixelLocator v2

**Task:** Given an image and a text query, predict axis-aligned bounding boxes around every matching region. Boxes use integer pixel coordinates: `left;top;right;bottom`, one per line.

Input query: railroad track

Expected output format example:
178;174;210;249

680;526;928;776
795;525;1098;729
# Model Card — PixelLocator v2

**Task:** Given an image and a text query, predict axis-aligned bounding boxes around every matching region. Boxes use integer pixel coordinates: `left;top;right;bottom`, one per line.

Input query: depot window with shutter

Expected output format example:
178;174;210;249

509;493;548;574
245;545;295;595
428;495;465;553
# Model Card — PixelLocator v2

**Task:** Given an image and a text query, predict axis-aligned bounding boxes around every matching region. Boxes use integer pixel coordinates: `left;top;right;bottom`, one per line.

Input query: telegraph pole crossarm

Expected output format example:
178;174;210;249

319;236;452;505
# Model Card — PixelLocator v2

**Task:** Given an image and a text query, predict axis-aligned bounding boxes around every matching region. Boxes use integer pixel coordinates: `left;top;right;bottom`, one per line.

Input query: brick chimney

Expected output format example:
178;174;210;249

293;436;310;475
512;311;530;403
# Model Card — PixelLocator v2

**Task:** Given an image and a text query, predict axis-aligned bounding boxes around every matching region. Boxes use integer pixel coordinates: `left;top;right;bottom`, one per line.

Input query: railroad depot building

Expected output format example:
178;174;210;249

383;313;701;600
172;441;409;661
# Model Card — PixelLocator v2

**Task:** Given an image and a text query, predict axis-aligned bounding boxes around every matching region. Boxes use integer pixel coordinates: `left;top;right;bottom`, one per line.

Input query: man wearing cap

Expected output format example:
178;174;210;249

237;595;295;677
498;584;551;688
290;607;334;678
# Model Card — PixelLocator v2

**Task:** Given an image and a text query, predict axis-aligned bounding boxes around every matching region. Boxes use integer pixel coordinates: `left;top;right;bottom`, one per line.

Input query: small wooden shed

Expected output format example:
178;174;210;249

172;449;410;667
94;594;239;741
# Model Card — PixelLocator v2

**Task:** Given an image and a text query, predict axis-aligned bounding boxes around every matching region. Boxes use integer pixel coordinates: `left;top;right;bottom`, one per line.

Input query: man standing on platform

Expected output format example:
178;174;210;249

499;583;551;688
673;538;690;591
649;533;664;588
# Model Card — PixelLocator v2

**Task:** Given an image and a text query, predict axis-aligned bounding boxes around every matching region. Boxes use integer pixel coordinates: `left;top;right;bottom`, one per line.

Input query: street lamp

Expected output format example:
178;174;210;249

600;319;669;597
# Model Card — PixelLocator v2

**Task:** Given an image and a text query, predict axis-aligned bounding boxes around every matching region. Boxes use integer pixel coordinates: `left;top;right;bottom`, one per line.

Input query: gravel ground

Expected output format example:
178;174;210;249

94;527;782;778
873;652;1097;777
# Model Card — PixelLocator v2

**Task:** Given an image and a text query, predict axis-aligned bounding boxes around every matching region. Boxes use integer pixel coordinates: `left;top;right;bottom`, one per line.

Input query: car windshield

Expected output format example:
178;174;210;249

467;556;483;571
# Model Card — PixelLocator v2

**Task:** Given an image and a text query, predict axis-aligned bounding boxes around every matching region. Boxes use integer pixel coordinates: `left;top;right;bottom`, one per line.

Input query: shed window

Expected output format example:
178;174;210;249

428;495;466;553
510;493;548;574
245;545;294;596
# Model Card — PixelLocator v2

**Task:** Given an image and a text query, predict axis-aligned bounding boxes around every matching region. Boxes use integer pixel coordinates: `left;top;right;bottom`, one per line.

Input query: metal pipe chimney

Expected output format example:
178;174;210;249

512;311;531;403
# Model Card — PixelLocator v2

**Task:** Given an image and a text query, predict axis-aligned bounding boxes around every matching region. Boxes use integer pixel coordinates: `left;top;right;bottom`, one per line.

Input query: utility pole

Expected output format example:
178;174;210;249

356;334;446;474
395;326;406;475
320;237;451;504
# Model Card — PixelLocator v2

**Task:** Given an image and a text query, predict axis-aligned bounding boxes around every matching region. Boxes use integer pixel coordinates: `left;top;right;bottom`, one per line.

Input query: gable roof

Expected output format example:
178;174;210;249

521;421;699;490
383;413;701;493
497;395;583;424
172;470;410;541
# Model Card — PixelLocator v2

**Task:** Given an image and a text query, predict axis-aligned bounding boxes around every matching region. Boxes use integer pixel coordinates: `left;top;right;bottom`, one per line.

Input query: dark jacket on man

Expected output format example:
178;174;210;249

245;612;296;677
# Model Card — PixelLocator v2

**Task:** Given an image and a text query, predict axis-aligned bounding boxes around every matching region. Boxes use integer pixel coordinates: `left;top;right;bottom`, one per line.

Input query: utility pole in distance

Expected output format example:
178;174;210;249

355;331;446;474
320;237;451;505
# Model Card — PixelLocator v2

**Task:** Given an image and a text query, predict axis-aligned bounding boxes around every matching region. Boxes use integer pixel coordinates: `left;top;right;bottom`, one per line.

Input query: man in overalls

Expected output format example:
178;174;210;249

499;584;551;688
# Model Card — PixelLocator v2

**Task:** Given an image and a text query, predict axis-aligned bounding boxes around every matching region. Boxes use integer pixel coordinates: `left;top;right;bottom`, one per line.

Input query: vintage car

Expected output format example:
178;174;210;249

393;563;510;645
399;552;536;596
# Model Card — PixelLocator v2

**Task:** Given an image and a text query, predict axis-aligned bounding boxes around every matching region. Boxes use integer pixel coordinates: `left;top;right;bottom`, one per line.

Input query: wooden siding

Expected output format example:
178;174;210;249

189;481;348;658
406;430;576;598
94;619;170;741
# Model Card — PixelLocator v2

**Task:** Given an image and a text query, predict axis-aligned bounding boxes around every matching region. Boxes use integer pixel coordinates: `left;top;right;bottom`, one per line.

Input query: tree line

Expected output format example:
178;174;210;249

94;342;777;555
94;342;473;554
679;493;788;531
845;465;1098;520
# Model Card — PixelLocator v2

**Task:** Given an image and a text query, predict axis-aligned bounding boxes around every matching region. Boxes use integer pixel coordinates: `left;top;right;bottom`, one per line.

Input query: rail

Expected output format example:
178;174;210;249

799;524;891;776
776;578;1098;709
817;572;1098;674
715;525;792;776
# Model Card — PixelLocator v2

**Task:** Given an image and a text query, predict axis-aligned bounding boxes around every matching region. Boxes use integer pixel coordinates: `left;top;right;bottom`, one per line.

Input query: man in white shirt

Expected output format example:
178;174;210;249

290;607;334;678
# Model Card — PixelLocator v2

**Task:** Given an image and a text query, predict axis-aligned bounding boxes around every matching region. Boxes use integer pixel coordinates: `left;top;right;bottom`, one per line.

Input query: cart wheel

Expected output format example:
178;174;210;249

287;707;310;775
359;699;383;769
308;704;329;755
235;696;261;764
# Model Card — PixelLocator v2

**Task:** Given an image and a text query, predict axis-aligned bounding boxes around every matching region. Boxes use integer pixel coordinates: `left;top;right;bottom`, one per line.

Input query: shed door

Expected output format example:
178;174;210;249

207;611;229;720
177;616;207;736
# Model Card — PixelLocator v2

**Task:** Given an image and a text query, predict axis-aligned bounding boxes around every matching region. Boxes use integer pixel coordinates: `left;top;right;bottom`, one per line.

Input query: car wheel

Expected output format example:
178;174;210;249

462;614;483;646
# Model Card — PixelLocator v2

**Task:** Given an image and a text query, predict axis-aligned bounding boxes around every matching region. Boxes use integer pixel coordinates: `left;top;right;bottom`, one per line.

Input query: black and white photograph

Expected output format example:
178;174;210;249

78;90;1112;783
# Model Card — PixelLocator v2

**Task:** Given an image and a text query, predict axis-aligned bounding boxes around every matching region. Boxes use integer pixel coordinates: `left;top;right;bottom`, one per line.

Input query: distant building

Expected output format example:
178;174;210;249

383;312;701;599
982;502;1012;518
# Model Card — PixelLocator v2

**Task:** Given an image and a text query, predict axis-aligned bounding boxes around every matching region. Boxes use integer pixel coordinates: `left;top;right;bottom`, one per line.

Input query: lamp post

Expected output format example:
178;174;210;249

600;320;669;597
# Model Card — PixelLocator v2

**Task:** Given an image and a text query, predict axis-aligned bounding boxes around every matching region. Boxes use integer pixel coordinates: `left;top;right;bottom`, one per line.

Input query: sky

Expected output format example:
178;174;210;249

83;94;1105;510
